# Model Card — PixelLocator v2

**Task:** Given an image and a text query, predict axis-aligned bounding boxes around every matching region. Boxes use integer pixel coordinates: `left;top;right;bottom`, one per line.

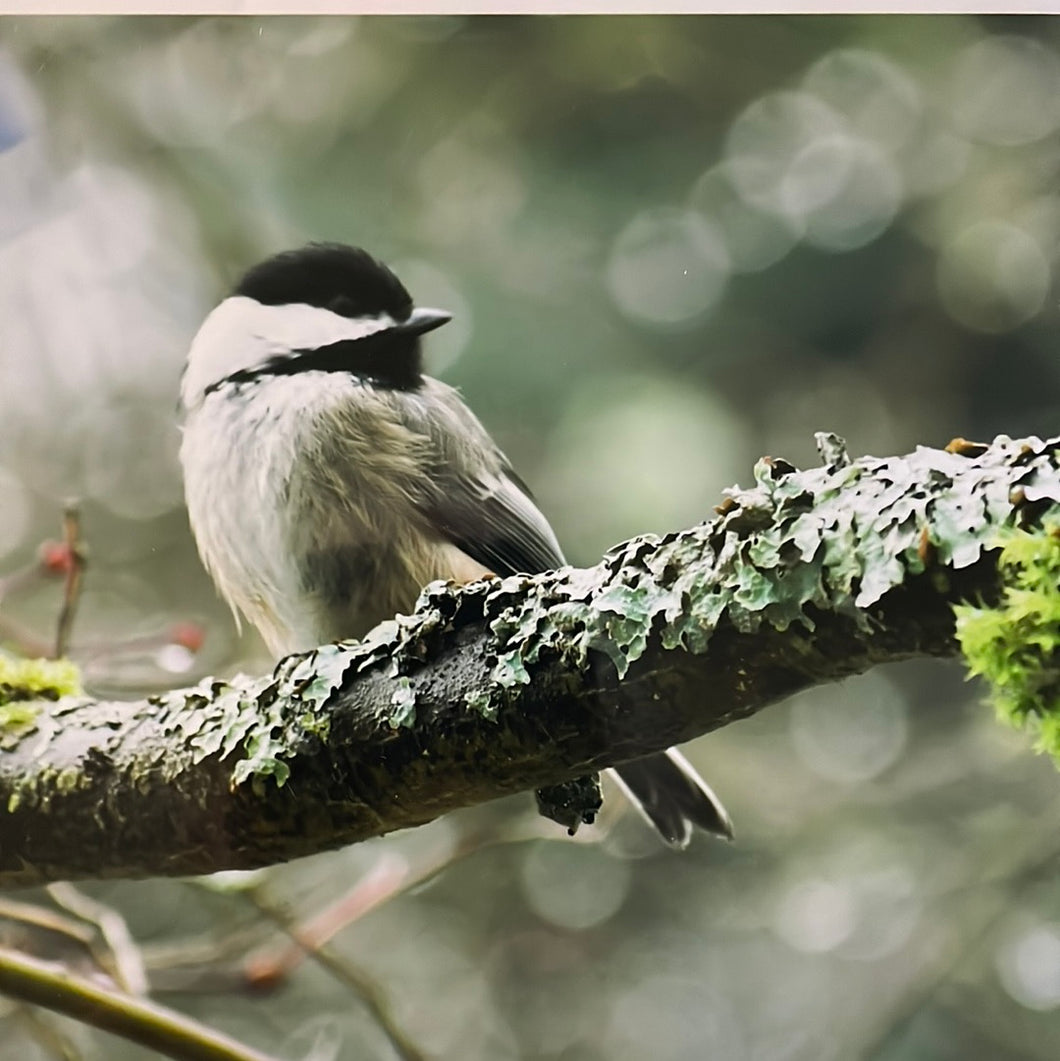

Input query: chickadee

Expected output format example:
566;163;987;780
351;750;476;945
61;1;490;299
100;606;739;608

179;242;733;847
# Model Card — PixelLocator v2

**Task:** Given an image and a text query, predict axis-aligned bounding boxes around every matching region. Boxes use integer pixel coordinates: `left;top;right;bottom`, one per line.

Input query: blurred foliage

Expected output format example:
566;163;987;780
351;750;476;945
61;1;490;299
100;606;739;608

1;13;1060;1061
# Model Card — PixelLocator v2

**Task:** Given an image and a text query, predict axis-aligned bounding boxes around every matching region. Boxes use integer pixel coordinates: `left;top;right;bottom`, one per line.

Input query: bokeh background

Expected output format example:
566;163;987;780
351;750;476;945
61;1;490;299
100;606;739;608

2;13;1060;1061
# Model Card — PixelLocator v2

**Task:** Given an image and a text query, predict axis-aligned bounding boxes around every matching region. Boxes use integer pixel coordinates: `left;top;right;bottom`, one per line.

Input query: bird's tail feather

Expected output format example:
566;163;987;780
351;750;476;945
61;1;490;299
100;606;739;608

608;749;733;848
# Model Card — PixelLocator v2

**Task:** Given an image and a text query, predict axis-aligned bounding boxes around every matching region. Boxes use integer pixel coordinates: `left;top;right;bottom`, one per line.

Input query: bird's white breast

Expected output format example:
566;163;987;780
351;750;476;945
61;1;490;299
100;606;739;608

181;372;486;656
181;373;327;653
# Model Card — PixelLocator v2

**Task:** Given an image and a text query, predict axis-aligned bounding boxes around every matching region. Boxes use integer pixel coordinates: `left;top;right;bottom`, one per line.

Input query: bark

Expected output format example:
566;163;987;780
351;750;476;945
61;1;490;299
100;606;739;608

0;433;1056;885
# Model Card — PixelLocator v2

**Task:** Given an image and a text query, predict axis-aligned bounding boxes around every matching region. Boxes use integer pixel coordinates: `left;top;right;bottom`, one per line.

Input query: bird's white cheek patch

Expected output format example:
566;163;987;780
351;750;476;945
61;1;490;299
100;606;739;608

182;296;396;408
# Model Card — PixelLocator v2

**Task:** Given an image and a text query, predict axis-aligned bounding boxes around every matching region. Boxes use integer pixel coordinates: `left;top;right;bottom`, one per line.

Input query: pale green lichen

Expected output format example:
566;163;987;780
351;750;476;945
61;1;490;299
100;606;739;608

472;434;1057;698
150;654;337;791
388;676;417;729
955;519;1060;763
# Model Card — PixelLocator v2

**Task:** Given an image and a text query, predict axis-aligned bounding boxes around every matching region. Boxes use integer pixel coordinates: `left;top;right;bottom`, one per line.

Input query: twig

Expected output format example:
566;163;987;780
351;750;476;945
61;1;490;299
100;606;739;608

0;944;279;1061
0;612;53;658
857;799;1060;1060
242;815;555;985
246;887;427;1061
47;883;149;996
53;502;87;660
13;1003;83;1060
242;854;411;985
0;897;96;951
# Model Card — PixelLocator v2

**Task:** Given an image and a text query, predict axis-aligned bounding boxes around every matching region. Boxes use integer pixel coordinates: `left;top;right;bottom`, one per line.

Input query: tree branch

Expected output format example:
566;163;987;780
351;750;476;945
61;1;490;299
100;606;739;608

1;433;1057;884
0;945;279;1061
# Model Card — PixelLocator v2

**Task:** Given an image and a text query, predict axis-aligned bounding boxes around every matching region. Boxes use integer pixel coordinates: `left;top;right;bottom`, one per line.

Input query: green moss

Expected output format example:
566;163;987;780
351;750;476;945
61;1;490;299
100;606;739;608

955;520;1060;762
0;701;39;729
0;657;82;748
0;656;82;706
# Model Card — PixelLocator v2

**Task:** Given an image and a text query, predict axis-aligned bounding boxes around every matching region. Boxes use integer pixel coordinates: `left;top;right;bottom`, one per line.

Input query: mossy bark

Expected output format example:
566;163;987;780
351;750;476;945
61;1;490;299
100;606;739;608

0;433;1055;884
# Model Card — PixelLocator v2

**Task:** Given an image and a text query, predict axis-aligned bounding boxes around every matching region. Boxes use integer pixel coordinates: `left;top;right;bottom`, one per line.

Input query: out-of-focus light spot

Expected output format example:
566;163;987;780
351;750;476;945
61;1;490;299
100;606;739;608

0;151;198;519
417;137;527;245
389;258;472;374
486;932;601;1055
129;20;289;148
833;863;921;962
951;35;1060;146
997;922;1060;1010
0;466;30;560
937;220;1050;333
689;166;800;273
155;643;196;674
606;207;730;327
719;199;801;272
724;90;846;217
803;49;922;154
789;671;908;783
782;135;902;252
725;90;902;253
520;841;630;931
80;403;184;521
540;375;749;558
899;128;970;200
272;24;403;134
774;877;856;953
367;904;498;1058
1014;196;1060;259
605;978;745;1061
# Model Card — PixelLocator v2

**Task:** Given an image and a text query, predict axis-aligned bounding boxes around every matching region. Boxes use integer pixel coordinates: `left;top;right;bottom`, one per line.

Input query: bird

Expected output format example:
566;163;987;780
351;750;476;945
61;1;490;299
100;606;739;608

179;242;733;847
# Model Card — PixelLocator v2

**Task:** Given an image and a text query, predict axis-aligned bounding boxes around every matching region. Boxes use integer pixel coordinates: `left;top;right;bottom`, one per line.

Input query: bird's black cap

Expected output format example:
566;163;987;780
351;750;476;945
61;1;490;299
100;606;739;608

234;242;414;322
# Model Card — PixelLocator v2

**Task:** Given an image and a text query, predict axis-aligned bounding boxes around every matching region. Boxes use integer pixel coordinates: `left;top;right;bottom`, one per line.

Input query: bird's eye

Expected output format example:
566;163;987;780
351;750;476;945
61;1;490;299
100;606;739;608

328;295;358;317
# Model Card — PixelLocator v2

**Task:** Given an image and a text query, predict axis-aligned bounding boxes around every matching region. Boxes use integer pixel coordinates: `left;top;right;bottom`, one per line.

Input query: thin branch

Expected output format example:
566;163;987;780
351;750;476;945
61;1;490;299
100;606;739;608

0;897;96;950
247;887;427;1061
13;1004;83;1061
47;883;149;996
53;502;87;660
242;854;412;987
0;945;280;1061
856;795;1060;1060
241;814;555;984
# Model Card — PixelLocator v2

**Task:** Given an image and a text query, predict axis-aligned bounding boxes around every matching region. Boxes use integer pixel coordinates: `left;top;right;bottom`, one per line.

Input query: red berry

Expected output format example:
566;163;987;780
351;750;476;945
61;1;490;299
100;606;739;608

38;541;74;576
170;621;205;653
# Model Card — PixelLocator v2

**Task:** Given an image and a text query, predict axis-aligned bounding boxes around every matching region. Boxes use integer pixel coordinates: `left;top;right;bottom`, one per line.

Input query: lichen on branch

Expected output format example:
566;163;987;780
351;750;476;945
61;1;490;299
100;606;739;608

0;432;1057;883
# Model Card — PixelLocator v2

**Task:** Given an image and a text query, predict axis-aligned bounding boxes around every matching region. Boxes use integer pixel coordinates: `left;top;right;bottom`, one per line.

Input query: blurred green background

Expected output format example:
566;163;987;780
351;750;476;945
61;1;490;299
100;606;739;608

2;13;1060;1061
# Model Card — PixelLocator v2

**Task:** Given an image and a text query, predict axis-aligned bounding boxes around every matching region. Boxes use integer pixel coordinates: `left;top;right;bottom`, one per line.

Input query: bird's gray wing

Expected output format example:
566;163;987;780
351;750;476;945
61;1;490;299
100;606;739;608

406;380;566;576
404;383;733;847
429;463;566;577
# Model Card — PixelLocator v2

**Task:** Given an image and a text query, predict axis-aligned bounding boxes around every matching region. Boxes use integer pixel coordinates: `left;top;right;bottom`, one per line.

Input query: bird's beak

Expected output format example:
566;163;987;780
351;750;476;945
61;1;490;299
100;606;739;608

398;307;452;335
